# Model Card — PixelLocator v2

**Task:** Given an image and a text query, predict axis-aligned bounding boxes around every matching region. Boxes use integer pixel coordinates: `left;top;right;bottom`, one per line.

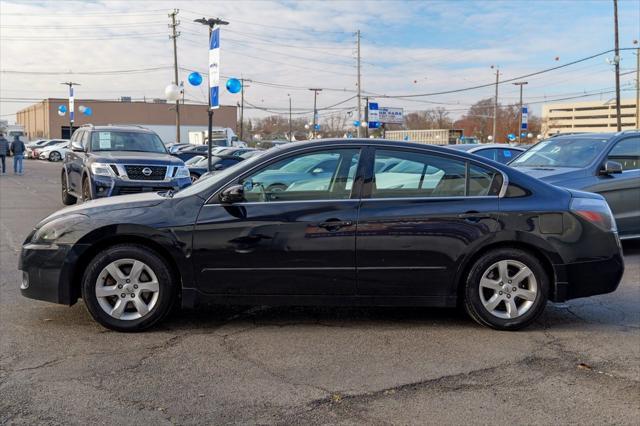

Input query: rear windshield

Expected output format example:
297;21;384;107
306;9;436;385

511;137;608;168
90;131;166;153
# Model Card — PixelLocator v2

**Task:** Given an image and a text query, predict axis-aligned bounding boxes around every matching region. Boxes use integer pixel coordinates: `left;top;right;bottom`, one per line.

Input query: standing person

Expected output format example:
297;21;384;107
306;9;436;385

0;132;9;175
10;134;25;175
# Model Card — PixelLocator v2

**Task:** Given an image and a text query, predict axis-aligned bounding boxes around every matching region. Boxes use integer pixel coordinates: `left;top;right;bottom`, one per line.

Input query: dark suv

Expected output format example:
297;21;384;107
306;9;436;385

61;125;191;204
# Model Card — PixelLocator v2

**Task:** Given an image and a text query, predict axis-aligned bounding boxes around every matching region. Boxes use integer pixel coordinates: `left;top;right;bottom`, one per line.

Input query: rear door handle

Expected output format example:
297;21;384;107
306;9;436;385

318;219;353;231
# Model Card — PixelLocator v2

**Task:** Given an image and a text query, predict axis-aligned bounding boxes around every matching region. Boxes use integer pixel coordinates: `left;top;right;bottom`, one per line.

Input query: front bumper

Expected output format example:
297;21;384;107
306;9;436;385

91;175;191;198
19;242;83;305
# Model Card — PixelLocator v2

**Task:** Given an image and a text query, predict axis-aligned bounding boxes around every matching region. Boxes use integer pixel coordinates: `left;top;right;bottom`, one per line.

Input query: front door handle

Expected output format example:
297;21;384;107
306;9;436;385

318;219;353;231
458;211;491;222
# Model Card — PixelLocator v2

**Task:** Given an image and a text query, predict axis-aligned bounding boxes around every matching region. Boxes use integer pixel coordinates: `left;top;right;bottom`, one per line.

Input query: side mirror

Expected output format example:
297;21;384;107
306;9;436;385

71;141;84;152
600;160;623;175
219;184;245;204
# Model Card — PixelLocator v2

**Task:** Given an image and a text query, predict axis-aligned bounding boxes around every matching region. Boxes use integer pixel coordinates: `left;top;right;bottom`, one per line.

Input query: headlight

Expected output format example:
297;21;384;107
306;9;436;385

32;214;87;244
90;162;115;177
174;166;190;178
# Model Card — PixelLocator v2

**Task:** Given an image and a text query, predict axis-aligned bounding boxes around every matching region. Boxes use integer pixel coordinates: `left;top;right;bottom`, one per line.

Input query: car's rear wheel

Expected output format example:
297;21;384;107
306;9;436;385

82;177;92;202
49;151;61;162
464;248;548;331
190;173;199;183
81;244;176;332
61;170;77;205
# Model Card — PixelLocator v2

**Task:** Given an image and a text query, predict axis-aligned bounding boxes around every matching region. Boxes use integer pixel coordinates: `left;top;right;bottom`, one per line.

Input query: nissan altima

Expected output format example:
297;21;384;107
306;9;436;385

19;139;624;332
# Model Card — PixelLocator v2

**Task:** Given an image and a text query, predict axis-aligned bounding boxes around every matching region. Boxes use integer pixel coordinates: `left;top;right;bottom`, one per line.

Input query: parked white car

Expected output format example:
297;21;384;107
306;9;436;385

39;141;70;162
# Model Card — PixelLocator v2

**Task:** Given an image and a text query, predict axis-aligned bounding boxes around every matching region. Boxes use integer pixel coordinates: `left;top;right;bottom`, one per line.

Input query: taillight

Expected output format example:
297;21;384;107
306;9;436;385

570;197;617;232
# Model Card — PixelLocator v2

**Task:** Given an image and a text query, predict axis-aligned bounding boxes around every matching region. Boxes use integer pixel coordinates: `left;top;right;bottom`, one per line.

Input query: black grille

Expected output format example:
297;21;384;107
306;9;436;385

124;165;167;181
117;186;173;195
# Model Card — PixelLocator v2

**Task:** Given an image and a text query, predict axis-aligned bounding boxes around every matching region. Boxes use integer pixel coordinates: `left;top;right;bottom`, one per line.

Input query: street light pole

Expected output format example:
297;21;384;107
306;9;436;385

60;82;80;139
309;88;322;139
169;9;181;143
195;17;229;171
513;81;528;143
288;94;292;141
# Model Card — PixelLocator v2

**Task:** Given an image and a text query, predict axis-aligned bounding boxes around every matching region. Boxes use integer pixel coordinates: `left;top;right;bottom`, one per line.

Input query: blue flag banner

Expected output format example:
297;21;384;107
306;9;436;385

69;87;75;123
368;102;380;129
209;27;220;110
521;106;528;130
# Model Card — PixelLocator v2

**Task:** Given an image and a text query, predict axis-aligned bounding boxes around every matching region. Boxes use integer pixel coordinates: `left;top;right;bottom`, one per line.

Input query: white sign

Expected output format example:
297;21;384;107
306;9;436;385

69;87;75;123
379;107;404;124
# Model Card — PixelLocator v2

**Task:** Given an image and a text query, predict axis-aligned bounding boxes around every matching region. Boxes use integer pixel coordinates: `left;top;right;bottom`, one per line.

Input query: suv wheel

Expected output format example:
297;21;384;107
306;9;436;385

61;170;77;205
81;244;176;332
82;177;92;202
464;248;549;331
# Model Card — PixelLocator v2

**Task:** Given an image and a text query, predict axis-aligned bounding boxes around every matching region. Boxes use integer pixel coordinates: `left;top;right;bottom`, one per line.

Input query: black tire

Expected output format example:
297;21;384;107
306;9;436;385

82;176;92;202
49;151;61;162
61;170;77;205
463;248;549;331
81;244;177;332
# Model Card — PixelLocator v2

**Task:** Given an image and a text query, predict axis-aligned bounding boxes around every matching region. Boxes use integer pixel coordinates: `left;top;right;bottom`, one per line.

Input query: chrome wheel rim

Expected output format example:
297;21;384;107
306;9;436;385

95;258;160;321
51;152;60;161
190;174;198;183
479;259;538;319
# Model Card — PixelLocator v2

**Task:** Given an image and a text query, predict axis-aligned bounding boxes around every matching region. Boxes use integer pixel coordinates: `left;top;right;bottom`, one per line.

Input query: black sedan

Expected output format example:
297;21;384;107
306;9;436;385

19;139;624;332
510;131;640;239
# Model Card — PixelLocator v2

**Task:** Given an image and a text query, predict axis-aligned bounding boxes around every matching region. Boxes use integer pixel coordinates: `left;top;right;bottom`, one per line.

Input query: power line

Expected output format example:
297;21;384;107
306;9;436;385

1;66;173;75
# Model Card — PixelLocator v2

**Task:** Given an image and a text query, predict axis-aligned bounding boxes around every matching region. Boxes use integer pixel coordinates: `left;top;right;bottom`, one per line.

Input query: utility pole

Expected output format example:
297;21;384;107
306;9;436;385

288;94;292;141
613;0;622;131
194;17;230;171
169;9;181;142
60;82;80;139
238;78;250;141
309;88;322;139
635;43;639;128
356;30;362;138
492;67;499;143
513;81;528;143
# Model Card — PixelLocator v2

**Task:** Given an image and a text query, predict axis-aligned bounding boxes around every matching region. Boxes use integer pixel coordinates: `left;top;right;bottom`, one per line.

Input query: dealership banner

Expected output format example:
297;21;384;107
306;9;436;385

379;107;404;124
209;27;220;110
521;106;528;130
368;102;380;128
69;87;75;123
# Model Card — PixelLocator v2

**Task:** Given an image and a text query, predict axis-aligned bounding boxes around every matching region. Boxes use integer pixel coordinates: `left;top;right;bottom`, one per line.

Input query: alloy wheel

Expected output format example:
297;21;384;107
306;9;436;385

95;258;160;321
478;259;538;319
50;151;61;162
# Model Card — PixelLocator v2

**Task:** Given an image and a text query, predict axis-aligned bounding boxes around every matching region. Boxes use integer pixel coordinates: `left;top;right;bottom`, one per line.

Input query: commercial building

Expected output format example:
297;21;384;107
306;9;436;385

542;98;638;136
16;98;237;142
385;129;464;145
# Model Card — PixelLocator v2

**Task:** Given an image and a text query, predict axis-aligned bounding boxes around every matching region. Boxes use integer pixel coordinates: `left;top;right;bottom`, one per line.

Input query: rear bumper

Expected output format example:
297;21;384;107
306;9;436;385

552;254;624;302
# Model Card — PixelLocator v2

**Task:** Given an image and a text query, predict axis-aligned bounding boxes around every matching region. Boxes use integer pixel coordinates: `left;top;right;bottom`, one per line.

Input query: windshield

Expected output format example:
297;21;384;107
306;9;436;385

185;155;205;166
90;131;167;153
510;137;609;168
174;153;263;198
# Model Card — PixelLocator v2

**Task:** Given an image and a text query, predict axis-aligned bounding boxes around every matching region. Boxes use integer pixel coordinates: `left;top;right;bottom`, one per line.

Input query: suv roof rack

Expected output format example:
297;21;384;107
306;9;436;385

105;124;147;129
80;123;94;128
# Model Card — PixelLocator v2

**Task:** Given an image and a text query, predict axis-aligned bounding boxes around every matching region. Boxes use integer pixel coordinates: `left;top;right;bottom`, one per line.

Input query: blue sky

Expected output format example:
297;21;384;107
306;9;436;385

1;0;639;122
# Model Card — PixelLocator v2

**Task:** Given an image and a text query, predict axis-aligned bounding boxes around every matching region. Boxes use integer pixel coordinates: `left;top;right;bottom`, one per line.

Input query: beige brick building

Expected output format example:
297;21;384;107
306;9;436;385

542;99;638;137
16;98;237;142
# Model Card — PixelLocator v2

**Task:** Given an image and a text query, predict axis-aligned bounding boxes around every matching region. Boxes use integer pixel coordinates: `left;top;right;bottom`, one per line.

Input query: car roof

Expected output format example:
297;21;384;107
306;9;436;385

87;125;154;134
547;131;638;140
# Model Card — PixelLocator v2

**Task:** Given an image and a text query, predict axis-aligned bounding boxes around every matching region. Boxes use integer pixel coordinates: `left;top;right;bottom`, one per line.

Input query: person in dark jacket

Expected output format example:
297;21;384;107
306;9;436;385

0;133;9;174
10;135;25;175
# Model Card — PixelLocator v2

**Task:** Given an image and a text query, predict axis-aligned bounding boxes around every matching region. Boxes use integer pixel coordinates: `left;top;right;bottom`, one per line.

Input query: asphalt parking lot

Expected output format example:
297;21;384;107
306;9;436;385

1;160;639;425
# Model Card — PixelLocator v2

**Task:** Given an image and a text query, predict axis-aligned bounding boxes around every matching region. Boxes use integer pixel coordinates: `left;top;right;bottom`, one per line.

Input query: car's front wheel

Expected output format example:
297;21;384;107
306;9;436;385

82;177;92;202
190;172;199;183
464;248;549;331
81;244;176;332
49;151;61;162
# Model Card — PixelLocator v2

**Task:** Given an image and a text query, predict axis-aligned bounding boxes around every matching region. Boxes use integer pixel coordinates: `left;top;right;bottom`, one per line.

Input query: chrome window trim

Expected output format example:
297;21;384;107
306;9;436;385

205;142;511;204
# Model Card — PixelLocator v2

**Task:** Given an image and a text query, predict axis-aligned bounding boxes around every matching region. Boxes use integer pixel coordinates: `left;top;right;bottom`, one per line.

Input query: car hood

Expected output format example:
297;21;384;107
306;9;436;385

37;192;166;227
90;151;185;166
510;166;586;183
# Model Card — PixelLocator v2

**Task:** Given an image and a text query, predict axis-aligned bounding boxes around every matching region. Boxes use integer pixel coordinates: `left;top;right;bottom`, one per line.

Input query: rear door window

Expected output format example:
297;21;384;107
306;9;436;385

608;137;640;171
